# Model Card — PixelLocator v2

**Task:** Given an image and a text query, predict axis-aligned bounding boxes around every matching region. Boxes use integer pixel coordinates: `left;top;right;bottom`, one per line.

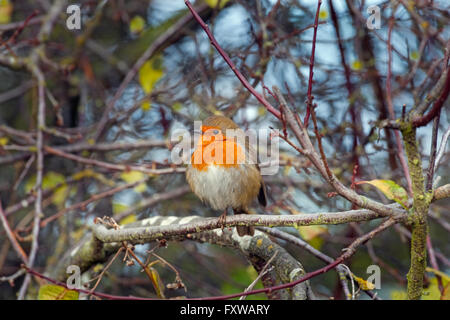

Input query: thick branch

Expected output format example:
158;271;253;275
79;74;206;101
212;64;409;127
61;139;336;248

92;208;405;244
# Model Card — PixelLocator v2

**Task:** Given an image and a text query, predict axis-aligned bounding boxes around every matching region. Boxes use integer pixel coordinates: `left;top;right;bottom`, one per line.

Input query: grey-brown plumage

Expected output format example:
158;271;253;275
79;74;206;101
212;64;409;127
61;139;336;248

186;116;267;236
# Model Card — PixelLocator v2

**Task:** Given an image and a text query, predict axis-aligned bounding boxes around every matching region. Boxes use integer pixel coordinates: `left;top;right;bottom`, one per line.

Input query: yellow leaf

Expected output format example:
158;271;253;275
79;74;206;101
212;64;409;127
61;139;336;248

426;268;450;300
421;277;442;300
420;21;429;30
308;236;324;250
426;267;450;283
357;179;408;208
352;274;375;290
52;185;69;207
119;214;137;225
0;136;9;145
351;60;363;71
138;55;164;94
25;172;68;207
257;106;266;116
141;100;151;112
410;51;420;61
129;15;146;35
172;102;183;112
145;267;165;299
319;10;328;20
283;165;292;176
0;0;13;24
205;0;229;9
443;283;450;300
391;289;407;300
92;264;104;273
38;284;79;300
113;202;129;214
72;169;115;187
43;172;65;188
297;225;328;241
120;170;147;192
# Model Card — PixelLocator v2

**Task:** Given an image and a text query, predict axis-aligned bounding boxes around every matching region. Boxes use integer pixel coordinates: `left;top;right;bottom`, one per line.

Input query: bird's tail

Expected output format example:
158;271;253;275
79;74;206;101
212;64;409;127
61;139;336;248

236;225;255;237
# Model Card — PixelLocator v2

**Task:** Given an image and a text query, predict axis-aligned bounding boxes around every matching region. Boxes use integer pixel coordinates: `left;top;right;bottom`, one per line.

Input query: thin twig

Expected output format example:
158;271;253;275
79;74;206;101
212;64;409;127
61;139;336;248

17;65;46;300
303;0;322;128
239;251;278;300
195;218;396;300
434;125;450;173
386;8;413;197
0;202;28;264
184;0;281;119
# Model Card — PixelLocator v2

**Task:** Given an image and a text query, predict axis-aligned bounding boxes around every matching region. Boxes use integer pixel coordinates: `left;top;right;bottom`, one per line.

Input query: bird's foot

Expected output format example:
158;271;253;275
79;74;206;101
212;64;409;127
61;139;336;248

218;210;227;230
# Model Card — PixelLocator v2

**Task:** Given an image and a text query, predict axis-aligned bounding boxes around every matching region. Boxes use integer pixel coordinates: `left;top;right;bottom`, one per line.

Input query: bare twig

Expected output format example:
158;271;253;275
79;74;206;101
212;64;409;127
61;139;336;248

239;251;278;300
434;125;450;173
194;218;396;300
184;0;281;119
17;65;46;300
0;202;28;264
386;8;413;196
303;0;322;128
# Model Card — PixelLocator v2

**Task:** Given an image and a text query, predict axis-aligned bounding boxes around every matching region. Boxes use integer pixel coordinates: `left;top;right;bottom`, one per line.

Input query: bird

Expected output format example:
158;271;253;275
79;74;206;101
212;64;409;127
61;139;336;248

186;115;267;236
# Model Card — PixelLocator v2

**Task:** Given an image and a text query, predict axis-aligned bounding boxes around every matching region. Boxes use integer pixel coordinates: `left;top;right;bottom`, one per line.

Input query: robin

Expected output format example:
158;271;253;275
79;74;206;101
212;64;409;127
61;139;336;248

186;115;267;236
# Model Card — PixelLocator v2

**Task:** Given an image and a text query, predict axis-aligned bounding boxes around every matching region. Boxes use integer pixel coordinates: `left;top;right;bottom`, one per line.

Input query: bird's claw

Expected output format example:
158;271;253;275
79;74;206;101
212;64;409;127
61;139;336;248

218;211;227;230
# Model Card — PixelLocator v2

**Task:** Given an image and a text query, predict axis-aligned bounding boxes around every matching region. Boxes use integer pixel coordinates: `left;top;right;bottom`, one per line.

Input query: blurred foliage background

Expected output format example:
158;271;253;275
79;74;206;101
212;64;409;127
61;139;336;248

0;0;449;300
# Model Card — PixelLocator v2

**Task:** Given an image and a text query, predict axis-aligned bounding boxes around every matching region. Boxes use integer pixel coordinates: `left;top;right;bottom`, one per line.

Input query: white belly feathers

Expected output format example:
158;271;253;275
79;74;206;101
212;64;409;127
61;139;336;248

186;164;260;210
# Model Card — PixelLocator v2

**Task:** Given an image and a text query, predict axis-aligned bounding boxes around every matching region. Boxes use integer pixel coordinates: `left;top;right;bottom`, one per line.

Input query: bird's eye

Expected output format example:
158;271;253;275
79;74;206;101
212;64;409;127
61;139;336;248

213;129;220;135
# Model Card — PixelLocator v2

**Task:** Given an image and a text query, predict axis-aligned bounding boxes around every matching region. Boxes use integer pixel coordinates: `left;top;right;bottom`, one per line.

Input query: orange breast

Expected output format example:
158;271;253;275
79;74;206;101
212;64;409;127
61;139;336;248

191;137;245;171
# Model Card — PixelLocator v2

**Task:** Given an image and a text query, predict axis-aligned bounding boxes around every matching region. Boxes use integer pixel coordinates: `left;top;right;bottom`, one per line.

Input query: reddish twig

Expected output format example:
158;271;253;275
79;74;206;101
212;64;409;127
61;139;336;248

184;0;281;119
303;0;322;128
0;202;29;264
93;3;210;141
195;218;396;300
44;146;185;175
329;0;360;180
412;70;450;128
0;10;39;48
22;265;155;300
38;179;149;228
87;247;125;296
426;236;444;294
310;107;333;180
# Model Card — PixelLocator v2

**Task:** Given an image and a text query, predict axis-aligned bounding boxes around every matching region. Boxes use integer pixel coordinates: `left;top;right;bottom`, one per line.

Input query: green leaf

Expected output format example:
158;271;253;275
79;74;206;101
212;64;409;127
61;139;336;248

357;179;408;208
38;284;79;300
221;266;266;300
